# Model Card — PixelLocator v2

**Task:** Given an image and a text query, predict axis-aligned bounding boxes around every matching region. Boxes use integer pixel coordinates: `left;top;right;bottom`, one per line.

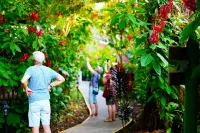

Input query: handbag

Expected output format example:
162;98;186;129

93;88;99;95
102;87;109;98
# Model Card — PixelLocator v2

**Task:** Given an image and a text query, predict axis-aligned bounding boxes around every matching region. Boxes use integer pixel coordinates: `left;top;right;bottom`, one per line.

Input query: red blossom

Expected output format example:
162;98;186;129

62;74;67;78
127;34;134;40
20;53;30;62
44;54;48;58
46;60;52;67
27;25;36;33
57;12;62;17
23;53;30;60
30;10;38;21
58;29;61;35
159;5;169;20
0;14;4;24
183;0;197;11
150;31;160;44
20;57;25;62
92;13;98;18
36;29;43;37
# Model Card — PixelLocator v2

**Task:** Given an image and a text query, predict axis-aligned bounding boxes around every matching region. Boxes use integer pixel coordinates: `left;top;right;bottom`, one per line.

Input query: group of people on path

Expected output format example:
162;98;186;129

20;51;119;133
86;57;118;122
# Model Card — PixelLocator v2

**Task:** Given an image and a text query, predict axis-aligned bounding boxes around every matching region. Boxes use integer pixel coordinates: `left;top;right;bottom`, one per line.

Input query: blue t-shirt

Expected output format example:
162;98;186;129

25;65;60;103
90;71;100;88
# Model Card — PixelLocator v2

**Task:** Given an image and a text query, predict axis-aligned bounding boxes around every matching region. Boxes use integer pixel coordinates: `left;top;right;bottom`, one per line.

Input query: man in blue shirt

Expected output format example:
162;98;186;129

86;57;103;117
21;51;65;133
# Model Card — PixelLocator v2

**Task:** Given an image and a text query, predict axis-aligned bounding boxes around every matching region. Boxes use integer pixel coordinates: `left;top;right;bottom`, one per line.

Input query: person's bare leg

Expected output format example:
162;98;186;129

94;103;98;116
32;127;39;133
90;104;95;116
112;104;116;121
104;105;112;122
43;125;51;133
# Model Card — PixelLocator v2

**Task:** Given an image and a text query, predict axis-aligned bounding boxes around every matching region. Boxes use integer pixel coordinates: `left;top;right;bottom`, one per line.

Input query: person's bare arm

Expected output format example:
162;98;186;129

21;74;33;97
48;75;65;91
86;57;95;74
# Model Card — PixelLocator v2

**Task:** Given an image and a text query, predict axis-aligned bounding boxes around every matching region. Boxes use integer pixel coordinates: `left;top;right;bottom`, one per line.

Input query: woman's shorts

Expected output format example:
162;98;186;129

106;96;115;105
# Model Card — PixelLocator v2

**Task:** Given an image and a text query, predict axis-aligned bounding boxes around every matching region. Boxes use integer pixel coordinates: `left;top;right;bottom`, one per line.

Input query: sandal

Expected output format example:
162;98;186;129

104;118;112;122
94;113;98;116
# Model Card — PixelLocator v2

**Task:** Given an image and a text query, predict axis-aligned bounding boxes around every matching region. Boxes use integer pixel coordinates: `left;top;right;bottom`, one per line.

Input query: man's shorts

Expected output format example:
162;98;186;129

28;100;50;127
88;86;97;104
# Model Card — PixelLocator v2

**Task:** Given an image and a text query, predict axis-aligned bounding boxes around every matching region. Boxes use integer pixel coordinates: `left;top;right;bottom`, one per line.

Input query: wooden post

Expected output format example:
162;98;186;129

184;37;199;133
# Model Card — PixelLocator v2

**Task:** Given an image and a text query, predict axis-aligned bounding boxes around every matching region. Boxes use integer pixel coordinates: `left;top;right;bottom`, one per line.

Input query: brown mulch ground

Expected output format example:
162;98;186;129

39;100;89;133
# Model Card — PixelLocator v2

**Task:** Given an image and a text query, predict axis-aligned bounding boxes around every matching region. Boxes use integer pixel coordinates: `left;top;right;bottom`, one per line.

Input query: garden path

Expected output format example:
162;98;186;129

60;81;122;133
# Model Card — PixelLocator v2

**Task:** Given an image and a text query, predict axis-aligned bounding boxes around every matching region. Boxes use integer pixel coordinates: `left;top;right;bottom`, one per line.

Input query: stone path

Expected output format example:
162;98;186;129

60;81;123;133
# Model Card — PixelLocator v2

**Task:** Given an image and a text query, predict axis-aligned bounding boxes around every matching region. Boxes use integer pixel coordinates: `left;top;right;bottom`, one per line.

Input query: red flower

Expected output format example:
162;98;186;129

58;29;61;35
23;53;30;60
92;13;98;18
46;60;52;67
57;12;62;17
27;25;36;33
44;54;48;58
30;10;38;21
127;34;134;40
150;31;160;44
62;74;67;78
36;29;43;37
20;57;25;62
183;0;197;11
0;14;4;24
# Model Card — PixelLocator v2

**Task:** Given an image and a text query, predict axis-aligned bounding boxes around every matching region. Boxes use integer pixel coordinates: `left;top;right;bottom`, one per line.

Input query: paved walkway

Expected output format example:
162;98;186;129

61;81;122;133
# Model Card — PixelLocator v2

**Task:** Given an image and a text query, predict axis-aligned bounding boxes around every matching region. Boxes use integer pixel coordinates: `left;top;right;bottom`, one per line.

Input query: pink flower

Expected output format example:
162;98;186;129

120;35;123;40
36;29;43;37
183;0;197;11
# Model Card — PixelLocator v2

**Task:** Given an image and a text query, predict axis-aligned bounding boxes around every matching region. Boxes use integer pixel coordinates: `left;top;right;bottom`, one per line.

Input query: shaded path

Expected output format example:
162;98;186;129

61;81;123;133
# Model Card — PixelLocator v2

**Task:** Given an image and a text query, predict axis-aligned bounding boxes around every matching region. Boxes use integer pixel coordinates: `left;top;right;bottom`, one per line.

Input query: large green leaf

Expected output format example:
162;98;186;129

160;96;167;106
7;112;21;126
180;16;200;42
119;18;126;30
140;54;154;66
166;86;171;95
127;13;138;26
152;60;161;75
116;2;126;8
166;128;172;133
156;52;168;67
110;14;124;26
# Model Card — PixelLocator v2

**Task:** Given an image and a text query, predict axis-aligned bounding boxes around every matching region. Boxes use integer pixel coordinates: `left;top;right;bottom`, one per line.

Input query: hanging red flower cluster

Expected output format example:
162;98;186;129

182;0;197;11
20;53;30;62
150;0;173;44
30;10;38;21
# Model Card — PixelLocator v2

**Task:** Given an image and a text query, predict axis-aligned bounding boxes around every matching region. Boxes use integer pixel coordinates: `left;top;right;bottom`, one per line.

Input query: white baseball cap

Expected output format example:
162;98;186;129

97;66;103;74
33;51;45;63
